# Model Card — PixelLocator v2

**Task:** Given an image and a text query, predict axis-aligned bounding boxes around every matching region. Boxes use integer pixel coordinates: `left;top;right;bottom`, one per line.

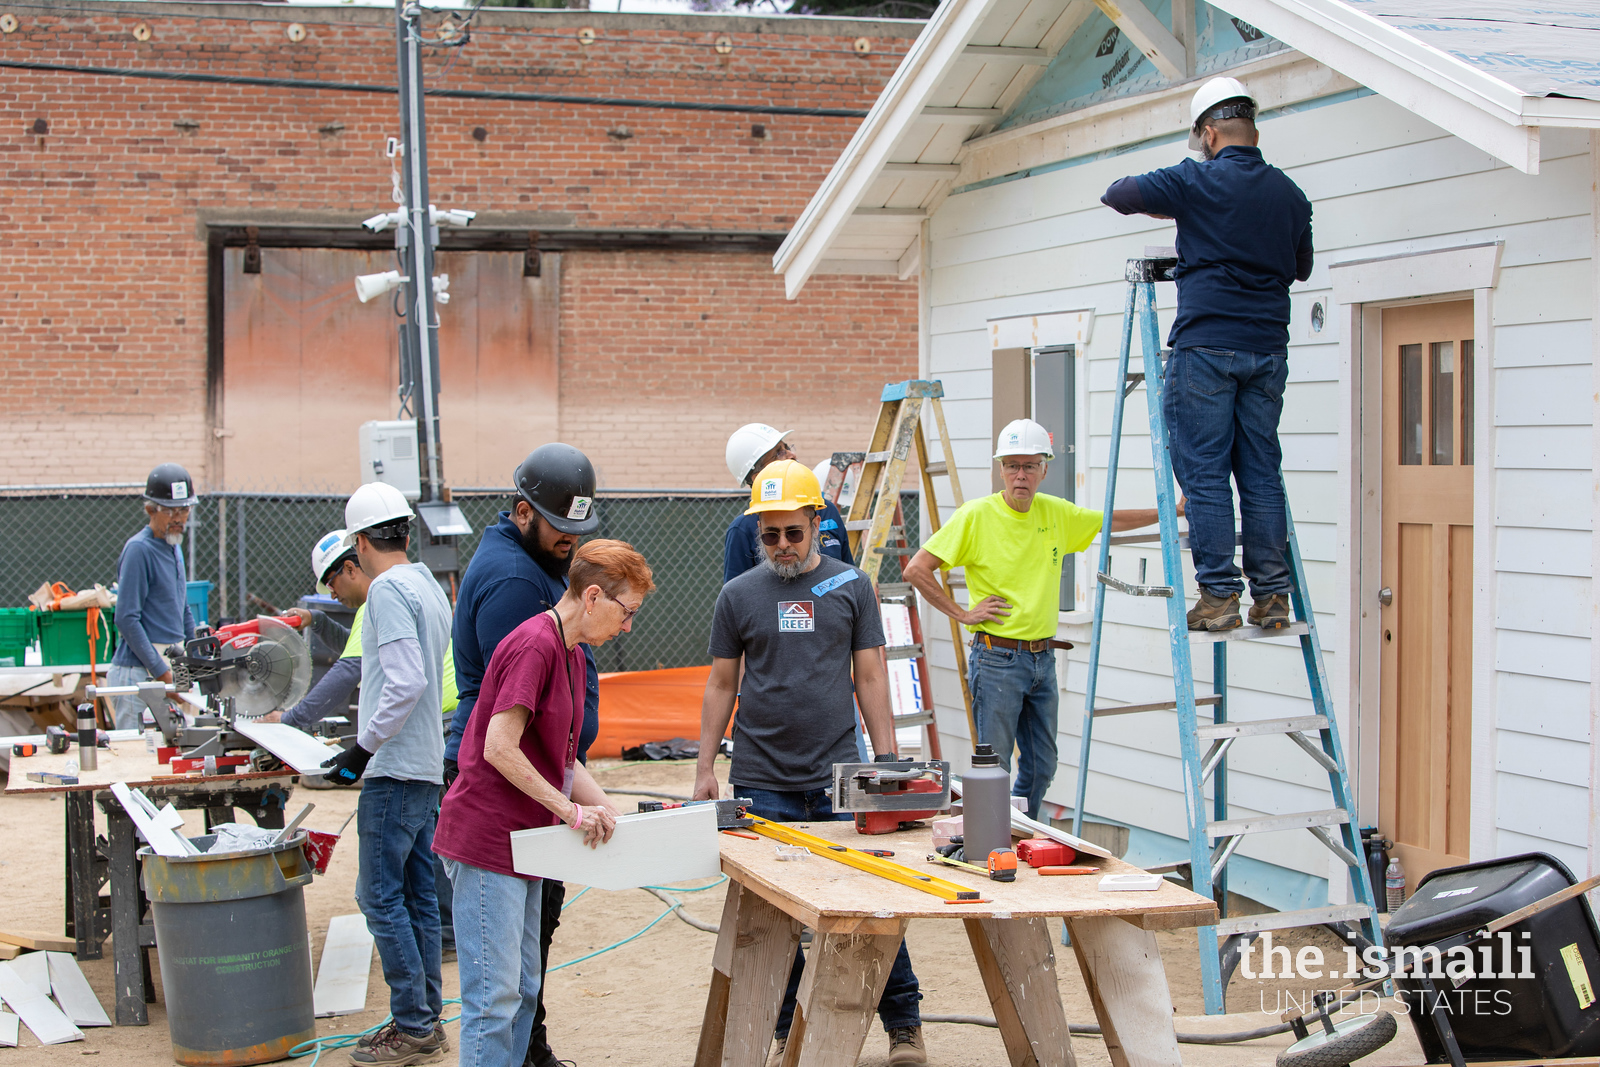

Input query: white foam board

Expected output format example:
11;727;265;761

509;805;720;891
7;952;48;998
1010;808;1116;861
233;721;343;775
109;782;195;858
0;961;82;1045
0;1011;18;1047
45;953;110;1027
313;915;374;1018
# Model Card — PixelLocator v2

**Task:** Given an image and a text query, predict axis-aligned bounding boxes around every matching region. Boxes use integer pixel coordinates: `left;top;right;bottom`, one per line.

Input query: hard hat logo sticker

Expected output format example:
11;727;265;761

171;481;188;500
760;478;782;502
566;497;592;521
778;601;814;632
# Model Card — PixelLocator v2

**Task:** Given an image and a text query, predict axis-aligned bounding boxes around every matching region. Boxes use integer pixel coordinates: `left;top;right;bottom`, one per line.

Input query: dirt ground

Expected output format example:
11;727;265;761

0;759;1427;1066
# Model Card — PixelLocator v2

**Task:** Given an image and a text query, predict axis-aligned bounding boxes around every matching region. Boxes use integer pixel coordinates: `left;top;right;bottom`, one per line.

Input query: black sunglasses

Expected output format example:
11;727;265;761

759;526;809;546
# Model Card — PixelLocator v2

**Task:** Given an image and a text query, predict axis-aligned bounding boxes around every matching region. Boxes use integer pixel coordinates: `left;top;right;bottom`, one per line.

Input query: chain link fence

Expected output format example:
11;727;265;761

0;486;919;672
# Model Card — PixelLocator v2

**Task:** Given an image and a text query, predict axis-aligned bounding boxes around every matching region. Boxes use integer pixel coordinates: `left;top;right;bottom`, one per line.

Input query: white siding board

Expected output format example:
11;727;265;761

1496;731;1590;788
1494;260;1596;328
1494;775;1589;847
1494;572;1591;639
1493;630;1590;684
1494;830;1587;875
1495;365;1594;427
1495;427;1593;471
1494;469;1593;531
1495;527;1592;578
1493;672;1590;742
1489;319;1594;368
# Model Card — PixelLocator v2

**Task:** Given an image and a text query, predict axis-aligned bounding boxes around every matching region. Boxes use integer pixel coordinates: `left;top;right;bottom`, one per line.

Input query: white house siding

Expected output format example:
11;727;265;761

920;86;1595;906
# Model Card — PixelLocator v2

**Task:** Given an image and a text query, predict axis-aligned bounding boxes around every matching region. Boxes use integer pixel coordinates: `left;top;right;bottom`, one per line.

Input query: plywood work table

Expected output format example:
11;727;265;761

5;740;298;1024
696;820;1218;1067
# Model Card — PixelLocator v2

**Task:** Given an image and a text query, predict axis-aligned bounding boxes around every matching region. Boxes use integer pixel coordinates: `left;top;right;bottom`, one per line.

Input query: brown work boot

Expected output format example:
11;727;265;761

1249;593;1292;630
348;1025;443;1065
888;1025;928;1065
1186;590;1241;631
354;1021;398;1051
766;1035;787;1067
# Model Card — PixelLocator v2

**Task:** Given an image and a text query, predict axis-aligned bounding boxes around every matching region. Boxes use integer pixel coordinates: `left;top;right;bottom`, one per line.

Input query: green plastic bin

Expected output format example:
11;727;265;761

0;608;35;666
36;609;116;666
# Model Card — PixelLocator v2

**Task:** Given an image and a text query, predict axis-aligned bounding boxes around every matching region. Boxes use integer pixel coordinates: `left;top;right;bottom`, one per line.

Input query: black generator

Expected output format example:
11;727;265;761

1385;852;1600;1062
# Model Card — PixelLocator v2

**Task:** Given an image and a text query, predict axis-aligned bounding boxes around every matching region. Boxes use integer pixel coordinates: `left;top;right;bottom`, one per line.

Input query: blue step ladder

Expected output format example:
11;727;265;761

1070;255;1383;1014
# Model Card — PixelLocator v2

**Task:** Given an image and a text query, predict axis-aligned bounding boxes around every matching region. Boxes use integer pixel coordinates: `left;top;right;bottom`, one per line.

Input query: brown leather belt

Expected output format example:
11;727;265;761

973;633;1072;652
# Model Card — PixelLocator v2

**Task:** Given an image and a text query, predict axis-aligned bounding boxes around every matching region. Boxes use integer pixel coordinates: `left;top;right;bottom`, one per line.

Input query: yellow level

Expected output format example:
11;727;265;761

747;817;982;903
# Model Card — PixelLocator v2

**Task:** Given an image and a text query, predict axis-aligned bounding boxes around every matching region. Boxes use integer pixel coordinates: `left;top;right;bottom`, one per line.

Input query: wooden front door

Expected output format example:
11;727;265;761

1379;300;1475;893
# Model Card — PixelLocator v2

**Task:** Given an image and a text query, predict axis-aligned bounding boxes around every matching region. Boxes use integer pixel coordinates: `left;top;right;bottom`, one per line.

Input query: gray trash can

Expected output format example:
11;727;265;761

141;832;317;1066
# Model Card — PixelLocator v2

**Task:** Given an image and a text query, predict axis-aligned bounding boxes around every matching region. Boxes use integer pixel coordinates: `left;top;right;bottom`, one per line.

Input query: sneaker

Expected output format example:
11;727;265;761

433;1022;448;1053
888;1025;927;1065
1249;593;1291;630
354;1021;398;1051
766;1034;787;1067
1186;590;1241;631
348;1025;443;1065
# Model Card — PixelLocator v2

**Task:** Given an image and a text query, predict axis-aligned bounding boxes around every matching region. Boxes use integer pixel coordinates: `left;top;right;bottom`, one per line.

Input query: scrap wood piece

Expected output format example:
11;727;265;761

109;781;198;858
0;960;82;1045
0;1010;17;1048
0;931;73;953
313;915;374;1018
233;720;342;776
45;953;110;1027
510;805;720;891
0;946;18;961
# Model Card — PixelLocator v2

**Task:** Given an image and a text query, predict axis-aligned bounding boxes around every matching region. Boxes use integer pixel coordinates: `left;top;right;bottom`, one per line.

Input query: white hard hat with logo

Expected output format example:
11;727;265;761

1188;76;1256;150
993;418;1055;461
312;529;356;594
341;482;414;548
725;423;791;487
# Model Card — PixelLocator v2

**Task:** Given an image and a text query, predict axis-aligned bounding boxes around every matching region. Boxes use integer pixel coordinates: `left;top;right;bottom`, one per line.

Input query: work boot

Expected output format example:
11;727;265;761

433;1022;448;1053
354;1021;398;1051
348;1026;443;1065
888;1025;928;1065
1186;590;1241;632
766;1035;787;1067
1249;593;1292;630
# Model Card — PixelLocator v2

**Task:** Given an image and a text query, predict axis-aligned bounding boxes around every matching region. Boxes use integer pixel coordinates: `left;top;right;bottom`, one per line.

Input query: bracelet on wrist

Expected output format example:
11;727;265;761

571;803;584;829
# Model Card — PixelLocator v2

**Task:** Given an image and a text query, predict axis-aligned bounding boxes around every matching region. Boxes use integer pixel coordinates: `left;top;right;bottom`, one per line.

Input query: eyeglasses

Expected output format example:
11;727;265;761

604;590;640;621
759;526;809;546
1001;461;1043;476
155;504;192;515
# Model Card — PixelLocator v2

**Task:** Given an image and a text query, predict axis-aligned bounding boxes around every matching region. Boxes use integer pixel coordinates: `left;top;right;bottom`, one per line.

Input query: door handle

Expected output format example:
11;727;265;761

1378;586;1393;607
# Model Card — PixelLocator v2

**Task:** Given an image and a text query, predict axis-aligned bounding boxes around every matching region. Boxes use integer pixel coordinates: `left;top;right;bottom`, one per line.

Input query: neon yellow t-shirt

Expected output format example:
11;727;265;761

921;492;1102;640
338;604;458;715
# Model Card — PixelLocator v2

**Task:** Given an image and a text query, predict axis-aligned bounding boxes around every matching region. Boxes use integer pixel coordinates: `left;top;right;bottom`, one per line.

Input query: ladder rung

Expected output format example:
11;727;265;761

1213;904;1375;938
877;582;913;599
1195;715;1327;740
884;644;923;661
923;461;948;476
1096;571;1173;598
1207;808;1349;839
892;710;935;728
864;450;893;463
874;547;913;556
1309;825;1362;868
845;520;873;531
1092;694;1221;717
1189;621;1309;643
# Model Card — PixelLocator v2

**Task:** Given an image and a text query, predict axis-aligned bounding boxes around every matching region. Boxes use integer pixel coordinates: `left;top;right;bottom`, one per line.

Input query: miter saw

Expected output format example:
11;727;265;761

90;615;313;761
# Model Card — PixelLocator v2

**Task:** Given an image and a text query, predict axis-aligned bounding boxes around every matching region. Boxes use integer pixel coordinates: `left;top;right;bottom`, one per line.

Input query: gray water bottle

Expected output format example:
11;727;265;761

962;744;1012;865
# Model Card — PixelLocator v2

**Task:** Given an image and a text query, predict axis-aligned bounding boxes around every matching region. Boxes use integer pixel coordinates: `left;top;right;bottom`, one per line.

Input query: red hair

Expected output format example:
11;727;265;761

568;539;655;599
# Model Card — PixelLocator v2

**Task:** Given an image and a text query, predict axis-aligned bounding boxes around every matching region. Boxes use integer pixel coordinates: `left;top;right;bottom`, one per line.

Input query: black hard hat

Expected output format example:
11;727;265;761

145;463;199;508
514;444;599;535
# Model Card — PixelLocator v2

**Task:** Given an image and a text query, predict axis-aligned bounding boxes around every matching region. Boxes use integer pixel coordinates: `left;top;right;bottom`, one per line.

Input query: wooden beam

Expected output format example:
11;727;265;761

853;207;927;217
919;106;1007;122
1091;0;1185;81
963;44;1052;65
881;161;963;177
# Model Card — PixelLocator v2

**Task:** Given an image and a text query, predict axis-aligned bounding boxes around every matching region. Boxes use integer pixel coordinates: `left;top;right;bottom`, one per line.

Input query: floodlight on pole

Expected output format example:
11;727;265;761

354;270;409;303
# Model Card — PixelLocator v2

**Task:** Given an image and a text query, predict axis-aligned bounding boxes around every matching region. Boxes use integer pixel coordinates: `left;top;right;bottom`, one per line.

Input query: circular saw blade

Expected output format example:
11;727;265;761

230;615;312;717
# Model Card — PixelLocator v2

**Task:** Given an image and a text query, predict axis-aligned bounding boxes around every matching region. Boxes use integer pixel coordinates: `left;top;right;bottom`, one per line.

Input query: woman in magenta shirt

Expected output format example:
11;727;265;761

434;539;654;1066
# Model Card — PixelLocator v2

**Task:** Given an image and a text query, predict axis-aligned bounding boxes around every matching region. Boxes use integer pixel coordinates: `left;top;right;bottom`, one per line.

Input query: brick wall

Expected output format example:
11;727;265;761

0;3;921;490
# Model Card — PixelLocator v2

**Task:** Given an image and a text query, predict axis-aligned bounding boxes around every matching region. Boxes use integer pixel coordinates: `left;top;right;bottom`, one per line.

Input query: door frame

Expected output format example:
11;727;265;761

1328;241;1502;902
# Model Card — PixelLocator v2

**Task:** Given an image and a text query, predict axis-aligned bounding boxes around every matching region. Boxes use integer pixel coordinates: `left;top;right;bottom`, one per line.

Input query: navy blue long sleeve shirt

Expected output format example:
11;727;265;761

1102;145;1313;353
445;513;599;763
111;526;196;676
722;501;853;584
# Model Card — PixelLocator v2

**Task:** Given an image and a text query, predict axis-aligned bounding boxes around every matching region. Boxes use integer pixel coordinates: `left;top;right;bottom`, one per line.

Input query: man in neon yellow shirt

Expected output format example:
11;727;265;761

905;419;1169;818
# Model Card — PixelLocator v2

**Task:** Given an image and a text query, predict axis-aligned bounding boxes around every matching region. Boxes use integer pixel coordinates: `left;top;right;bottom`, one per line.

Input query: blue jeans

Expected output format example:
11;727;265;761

443;859;545;1067
356;777;442;1038
733;786;922;1037
967;642;1058;820
106;662;153;731
1161;346;1291;598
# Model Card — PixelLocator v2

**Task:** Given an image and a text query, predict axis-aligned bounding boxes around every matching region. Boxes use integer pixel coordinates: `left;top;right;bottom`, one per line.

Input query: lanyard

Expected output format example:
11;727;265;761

546;609;581;794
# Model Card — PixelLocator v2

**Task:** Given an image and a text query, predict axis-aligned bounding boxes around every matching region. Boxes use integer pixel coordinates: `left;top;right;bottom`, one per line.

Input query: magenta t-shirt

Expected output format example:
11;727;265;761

433;612;584;878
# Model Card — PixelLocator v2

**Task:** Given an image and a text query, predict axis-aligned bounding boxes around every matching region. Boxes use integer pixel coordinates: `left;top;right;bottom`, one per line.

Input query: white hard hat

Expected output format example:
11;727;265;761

1188;76;1256;151
993;418;1055;461
725;423;791;487
342;482;414;548
312;529;356;594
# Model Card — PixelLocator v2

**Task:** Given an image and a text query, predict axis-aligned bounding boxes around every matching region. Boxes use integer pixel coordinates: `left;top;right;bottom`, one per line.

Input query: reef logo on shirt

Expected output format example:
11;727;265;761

778;601;815;632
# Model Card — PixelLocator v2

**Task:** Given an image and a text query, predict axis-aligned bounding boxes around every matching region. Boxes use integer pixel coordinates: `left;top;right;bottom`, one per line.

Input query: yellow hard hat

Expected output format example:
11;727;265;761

744;459;824;515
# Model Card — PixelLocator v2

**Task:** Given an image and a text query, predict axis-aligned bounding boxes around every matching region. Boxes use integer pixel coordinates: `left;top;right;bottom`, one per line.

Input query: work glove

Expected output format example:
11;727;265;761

321;743;372;785
442;759;459;789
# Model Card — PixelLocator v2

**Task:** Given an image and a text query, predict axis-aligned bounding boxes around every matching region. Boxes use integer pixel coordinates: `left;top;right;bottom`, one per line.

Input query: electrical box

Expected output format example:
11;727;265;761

358;420;421;501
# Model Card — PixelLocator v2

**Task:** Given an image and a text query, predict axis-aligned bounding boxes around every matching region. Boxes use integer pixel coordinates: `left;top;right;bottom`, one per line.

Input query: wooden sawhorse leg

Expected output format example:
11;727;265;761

1065;916;1182;1067
965;916;1074;1067
695;881;803;1067
781;920;906;1067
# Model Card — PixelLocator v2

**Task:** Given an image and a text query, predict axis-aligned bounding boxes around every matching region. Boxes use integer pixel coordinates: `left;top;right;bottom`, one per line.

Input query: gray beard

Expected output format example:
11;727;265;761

761;542;820;581
164;531;185;547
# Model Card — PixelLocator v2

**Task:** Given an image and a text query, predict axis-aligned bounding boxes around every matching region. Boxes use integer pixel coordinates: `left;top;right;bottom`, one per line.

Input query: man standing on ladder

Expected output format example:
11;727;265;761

1100;76;1314;632
904;420;1164;819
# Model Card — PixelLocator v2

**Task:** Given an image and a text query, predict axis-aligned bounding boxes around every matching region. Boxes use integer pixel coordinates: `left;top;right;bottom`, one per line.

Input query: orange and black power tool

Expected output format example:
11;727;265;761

831;757;952;836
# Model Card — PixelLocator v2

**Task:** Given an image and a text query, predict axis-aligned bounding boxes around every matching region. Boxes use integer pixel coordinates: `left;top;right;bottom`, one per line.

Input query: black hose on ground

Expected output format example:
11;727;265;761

920;1013;1295;1044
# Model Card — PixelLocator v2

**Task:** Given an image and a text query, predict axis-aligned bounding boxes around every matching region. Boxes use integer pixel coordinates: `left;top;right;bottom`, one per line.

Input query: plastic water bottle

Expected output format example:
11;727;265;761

962;744;1012;866
1385;857;1406;911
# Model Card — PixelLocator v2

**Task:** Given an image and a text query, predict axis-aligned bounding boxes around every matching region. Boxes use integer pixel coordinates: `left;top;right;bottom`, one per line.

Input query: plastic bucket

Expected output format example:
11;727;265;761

140;833;316;1066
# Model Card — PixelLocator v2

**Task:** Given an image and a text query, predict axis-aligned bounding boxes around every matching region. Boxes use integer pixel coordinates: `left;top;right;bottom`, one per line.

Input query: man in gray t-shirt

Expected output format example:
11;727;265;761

693;459;928;1067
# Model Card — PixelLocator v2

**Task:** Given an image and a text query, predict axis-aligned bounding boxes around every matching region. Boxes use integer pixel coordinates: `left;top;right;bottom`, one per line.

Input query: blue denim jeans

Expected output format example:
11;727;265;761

967;641;1058;820
733;786;922;1037
355;776;442;1038
443;859;545;1067
106;662;153;731
1161;346;1292;598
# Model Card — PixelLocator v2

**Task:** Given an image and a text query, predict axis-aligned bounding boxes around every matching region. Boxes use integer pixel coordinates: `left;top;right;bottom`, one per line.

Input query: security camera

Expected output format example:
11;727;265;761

354;270;408;303
362;211;404;234
430;206;476;227
433;274;450;304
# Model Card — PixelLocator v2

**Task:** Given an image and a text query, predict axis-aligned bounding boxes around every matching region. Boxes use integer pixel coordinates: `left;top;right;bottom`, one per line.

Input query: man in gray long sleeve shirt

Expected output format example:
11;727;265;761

107;464;199;730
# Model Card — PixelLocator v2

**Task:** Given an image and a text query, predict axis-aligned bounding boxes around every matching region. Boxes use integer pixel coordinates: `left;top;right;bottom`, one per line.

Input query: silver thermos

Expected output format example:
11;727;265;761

76;702;98;772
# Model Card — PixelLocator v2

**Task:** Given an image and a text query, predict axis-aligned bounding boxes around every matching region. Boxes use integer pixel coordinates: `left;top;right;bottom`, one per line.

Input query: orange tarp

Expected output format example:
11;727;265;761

592;665;729;759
